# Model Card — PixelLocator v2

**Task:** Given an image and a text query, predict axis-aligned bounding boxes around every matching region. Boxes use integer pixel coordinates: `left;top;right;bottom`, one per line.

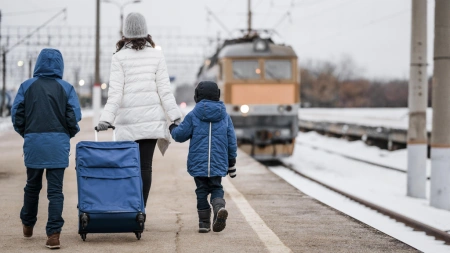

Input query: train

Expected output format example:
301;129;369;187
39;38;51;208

196;32;300;160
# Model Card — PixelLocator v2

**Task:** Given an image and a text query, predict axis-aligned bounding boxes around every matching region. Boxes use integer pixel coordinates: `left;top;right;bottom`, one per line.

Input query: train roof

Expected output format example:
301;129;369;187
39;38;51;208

197;34;297;77
218;42;297;58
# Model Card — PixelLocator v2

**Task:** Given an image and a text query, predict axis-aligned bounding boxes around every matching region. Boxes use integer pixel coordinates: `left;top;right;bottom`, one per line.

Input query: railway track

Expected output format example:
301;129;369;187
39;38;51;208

272;161;450;245
295;140;431;180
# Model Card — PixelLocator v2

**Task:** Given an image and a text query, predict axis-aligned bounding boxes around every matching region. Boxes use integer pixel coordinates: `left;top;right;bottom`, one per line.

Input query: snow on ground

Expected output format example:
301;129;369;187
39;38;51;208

270;166;450;253
299;108;433;131
282;132;450;233
297;131;431;177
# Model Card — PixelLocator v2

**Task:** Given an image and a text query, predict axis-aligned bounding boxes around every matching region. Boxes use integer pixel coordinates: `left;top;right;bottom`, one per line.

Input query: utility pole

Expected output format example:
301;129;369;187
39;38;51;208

430;0;450;210
0;9;4;116
407;0;427;199
247;0;252;35
120;7;124;38
1;51;5;117
93;0;101;127
28;56;32;79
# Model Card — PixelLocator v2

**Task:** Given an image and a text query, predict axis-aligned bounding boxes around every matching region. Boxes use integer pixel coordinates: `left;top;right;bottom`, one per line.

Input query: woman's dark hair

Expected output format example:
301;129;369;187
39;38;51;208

116;34;156;52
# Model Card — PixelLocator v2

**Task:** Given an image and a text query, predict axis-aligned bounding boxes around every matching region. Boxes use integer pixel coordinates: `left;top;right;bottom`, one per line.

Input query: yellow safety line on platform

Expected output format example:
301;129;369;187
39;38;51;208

223;178;292;253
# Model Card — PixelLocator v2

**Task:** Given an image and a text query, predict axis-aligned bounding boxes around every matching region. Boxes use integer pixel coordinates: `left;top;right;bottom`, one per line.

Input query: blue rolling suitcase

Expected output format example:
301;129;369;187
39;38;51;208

76;126;146;241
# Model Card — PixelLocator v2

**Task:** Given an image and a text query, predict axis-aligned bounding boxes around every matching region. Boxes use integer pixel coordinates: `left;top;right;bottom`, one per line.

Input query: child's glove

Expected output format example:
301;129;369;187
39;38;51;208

228;158;236;178
228;166;237;178
169;123;178;134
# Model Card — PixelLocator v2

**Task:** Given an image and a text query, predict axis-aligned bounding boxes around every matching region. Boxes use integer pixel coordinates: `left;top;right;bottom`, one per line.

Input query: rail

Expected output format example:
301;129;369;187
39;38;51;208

280;162;450;245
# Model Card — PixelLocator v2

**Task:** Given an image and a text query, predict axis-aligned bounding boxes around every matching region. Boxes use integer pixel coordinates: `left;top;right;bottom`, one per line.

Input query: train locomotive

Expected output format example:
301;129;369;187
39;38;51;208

196;32;300;160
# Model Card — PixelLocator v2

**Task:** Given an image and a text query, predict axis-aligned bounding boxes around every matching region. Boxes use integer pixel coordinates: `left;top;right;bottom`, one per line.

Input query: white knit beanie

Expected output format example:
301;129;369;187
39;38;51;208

123;12;148;39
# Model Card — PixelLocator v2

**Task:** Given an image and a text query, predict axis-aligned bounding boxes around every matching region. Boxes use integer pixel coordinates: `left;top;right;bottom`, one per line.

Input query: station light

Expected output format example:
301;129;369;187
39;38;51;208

17;60;24;67
79;79;85;86
101;83;107;90
240;104;250;114
180;102;187;109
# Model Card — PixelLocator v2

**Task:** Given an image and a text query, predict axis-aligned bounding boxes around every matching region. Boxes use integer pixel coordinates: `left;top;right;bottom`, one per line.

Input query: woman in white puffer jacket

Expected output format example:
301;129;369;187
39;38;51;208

97;12;182;207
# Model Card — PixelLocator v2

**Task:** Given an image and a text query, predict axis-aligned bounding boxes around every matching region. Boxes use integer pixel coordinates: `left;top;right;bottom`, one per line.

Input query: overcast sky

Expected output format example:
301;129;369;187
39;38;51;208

2;0;436;80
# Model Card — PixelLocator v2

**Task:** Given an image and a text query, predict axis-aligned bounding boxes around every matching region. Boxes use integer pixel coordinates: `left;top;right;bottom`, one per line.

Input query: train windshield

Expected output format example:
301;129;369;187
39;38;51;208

232;60;261;79
264;60;292;80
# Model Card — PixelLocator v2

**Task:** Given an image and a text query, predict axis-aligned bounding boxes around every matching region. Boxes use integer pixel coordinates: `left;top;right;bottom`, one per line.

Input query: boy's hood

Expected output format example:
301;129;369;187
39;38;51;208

192;100;227;123
33;48;64;79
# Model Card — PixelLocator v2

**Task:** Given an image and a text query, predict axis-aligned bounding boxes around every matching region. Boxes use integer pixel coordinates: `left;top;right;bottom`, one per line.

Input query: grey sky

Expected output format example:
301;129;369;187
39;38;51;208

2;0;436;81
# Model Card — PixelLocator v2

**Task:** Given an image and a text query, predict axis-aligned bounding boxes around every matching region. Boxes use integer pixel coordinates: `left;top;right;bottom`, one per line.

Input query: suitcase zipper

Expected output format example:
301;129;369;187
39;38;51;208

208;122;212;177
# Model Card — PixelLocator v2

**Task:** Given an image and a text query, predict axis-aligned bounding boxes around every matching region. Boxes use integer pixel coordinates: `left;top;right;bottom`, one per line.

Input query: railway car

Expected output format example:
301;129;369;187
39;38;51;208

196;33;300;160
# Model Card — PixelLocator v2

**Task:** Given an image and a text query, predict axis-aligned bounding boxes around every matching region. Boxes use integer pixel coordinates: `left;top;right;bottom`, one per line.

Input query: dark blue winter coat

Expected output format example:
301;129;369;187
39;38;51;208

11;48;81;169
171;100;237;177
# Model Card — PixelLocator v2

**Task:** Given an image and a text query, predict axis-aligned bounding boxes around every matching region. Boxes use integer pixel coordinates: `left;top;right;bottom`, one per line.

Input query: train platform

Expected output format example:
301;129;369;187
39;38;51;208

0;116;417;252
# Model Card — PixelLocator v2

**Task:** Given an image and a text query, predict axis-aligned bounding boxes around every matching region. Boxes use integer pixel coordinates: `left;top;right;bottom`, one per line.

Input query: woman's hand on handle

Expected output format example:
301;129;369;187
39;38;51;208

97;121;111;131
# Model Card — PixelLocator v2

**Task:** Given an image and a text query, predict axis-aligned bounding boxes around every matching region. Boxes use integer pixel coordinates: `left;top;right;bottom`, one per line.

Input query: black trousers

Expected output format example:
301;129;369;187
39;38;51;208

135;139;157;207
194;177;224;210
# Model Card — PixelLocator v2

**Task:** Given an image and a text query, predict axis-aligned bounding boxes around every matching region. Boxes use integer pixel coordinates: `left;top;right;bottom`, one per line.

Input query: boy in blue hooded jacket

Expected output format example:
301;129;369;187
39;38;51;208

11;48;81;249
170;81;237;233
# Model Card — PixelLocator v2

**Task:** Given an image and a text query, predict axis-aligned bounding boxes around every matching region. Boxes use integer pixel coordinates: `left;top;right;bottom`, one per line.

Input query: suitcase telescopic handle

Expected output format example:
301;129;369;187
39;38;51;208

94;126;116;142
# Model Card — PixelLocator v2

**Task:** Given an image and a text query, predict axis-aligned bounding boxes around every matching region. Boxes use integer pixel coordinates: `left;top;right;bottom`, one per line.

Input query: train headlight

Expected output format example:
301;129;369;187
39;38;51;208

278;105;285;113
254;39;269;52
240;105;250;114
280;129;291;137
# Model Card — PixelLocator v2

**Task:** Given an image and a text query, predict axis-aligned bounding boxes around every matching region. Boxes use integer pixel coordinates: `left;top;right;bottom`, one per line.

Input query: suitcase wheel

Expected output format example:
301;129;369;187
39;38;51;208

81;213;90;229
80;233;87;241
136;213;146;230
135;232;141;240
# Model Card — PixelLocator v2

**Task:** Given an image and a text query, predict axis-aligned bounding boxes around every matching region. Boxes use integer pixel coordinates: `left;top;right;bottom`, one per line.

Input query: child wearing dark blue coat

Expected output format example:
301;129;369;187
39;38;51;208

170;81;237;233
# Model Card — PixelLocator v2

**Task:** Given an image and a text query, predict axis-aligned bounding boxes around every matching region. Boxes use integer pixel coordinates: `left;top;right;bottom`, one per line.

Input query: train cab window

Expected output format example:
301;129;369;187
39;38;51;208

264;60;292;80
232;60;261;79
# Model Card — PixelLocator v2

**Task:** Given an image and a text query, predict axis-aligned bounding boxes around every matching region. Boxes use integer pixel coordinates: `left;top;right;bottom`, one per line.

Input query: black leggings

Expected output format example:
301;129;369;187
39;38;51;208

135;139;157;207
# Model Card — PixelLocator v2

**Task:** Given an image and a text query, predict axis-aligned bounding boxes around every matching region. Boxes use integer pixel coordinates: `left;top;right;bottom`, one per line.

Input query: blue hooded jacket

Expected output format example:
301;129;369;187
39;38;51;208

171;100;237;177
11;48;81;169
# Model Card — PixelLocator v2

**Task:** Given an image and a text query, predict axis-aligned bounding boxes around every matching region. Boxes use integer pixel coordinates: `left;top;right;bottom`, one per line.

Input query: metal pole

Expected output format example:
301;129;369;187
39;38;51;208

247;0;252;35
1;51;5;117
28;57;32;79
93;0;101;127
407;0;427;199
430;0;450;210
120;7;124;38
0;9;4;116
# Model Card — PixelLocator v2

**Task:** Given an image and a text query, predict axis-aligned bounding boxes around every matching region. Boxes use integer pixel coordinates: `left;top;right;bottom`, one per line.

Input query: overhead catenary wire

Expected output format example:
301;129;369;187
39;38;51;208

4;8;67;54
205;6;232;37
2;8;64;16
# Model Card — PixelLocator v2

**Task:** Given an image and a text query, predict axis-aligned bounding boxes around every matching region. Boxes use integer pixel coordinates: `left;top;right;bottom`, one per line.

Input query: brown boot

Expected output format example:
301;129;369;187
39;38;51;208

22;224;33;238
45;233;60;249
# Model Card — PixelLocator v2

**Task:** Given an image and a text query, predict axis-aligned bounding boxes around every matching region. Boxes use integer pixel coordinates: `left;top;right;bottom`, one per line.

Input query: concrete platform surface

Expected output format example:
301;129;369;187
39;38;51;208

0;117;417;252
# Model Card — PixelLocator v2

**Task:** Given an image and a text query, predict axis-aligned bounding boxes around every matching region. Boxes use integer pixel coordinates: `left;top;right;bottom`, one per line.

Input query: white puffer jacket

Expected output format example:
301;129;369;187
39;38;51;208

100;43;181;153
